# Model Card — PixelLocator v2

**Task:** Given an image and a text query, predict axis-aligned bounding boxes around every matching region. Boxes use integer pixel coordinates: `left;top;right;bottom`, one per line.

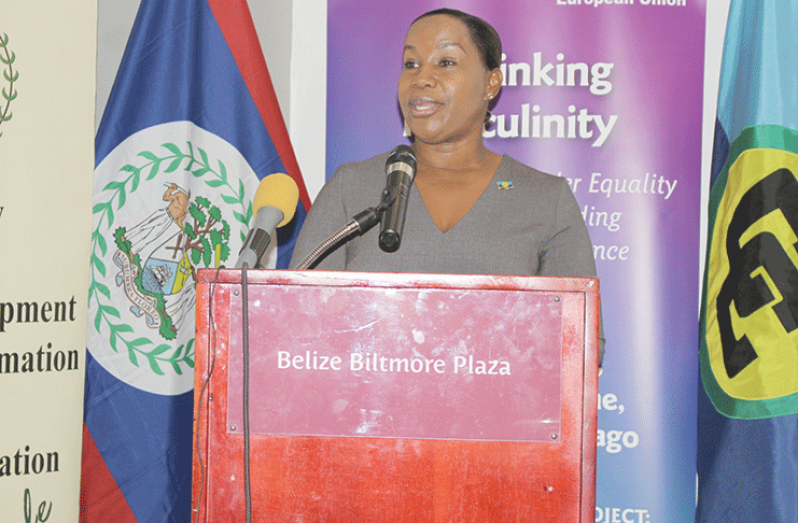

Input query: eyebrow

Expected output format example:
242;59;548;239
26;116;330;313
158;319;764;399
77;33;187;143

403;41;467;53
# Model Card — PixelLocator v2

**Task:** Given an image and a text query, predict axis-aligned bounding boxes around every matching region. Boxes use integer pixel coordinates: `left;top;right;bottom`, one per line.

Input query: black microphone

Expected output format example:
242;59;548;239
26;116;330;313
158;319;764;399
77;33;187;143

378;145;417;253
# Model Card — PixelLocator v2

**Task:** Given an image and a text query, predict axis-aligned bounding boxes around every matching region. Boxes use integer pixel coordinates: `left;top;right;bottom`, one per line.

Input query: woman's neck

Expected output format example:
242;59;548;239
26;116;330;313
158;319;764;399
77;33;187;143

413;140;497;177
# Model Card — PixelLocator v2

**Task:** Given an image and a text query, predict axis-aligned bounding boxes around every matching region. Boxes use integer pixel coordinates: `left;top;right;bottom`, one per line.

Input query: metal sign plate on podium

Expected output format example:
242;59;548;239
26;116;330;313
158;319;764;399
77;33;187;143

193;269;599;523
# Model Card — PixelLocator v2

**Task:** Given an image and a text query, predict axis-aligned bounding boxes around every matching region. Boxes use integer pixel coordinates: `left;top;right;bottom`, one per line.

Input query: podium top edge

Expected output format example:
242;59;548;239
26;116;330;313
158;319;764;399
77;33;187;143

197;269;599;294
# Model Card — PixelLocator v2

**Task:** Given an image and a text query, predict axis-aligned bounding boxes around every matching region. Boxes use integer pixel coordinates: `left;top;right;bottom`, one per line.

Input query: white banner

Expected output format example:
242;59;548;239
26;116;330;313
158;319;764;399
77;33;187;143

0;1;96;521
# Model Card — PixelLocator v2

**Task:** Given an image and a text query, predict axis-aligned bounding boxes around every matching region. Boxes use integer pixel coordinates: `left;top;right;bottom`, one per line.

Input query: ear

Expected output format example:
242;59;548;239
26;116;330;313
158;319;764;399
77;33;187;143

485;68;503;100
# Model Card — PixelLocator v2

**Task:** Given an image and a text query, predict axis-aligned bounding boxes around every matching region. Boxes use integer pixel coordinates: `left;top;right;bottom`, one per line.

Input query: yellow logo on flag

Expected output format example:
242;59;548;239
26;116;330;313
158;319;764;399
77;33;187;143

705;147;798;405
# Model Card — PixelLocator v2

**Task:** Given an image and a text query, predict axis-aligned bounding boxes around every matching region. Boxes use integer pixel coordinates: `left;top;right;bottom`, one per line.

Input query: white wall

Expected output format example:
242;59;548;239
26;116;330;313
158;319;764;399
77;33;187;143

288;0;326;201
699;0;731;282
95;0;139;130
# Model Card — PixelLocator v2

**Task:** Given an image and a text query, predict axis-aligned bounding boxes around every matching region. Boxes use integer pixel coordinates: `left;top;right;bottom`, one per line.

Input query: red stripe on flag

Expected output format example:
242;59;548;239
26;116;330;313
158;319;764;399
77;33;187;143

207;0;312;210
80;423;137;523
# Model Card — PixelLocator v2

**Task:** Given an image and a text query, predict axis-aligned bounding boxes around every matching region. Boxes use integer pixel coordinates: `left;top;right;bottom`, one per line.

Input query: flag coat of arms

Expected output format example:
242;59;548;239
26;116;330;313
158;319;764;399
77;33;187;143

81;1;310;521
697;0;798;521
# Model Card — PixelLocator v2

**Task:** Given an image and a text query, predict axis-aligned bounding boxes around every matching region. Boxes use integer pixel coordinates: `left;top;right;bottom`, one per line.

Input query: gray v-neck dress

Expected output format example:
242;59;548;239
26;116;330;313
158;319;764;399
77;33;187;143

290;152;598;280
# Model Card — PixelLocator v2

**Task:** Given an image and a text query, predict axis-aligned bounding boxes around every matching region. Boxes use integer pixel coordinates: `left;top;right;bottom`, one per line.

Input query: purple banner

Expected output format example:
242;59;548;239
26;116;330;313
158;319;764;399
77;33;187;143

229;285;562;441
328;1;705;521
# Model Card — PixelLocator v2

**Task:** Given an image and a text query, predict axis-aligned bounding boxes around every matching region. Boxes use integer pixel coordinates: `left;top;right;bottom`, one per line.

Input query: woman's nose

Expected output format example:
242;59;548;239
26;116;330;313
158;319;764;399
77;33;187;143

412;64;436;88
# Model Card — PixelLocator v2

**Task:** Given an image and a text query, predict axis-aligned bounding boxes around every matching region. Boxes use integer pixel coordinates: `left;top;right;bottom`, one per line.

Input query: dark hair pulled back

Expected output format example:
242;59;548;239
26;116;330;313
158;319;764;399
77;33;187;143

412;8;502;72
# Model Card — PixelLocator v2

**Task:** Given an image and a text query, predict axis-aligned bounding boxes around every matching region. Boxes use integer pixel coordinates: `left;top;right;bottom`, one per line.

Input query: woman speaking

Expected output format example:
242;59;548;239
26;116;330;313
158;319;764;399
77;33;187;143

290;8;603;356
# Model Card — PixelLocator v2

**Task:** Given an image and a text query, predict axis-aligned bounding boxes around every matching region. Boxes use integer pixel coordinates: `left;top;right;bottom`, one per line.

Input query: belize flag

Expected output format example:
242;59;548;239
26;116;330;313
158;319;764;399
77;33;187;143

697;0;798;521
81;1;310;521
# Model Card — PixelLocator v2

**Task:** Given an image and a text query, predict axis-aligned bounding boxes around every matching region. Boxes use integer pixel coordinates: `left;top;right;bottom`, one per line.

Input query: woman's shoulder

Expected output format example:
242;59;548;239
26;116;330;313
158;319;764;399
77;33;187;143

330;150;392;183
315;150;394;209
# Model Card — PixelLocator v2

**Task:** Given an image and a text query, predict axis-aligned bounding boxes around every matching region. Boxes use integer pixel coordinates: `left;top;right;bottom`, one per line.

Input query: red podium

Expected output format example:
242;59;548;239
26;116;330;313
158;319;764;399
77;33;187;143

193;269;599;523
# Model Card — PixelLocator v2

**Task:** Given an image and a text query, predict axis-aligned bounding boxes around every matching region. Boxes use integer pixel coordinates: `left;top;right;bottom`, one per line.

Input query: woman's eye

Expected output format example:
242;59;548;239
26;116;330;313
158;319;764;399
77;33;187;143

439;59;456;67
403;60;418;69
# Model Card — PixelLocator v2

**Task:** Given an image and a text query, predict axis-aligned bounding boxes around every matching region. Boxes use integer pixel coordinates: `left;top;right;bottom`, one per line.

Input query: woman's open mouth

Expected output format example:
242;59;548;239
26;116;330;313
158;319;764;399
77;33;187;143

409;97;441;117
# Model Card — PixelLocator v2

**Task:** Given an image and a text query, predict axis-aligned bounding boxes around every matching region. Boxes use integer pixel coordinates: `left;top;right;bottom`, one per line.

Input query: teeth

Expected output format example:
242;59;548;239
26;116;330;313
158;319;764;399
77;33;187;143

410;99;437;114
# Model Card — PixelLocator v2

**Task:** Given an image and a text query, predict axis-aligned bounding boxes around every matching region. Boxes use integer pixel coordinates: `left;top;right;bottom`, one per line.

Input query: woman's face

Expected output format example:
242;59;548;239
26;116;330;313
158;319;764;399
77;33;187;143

398;15;499;147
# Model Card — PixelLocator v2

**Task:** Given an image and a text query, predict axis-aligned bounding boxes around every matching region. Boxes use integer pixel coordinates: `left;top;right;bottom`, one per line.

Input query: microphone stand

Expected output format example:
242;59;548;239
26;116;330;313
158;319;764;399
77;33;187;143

294;198;391;270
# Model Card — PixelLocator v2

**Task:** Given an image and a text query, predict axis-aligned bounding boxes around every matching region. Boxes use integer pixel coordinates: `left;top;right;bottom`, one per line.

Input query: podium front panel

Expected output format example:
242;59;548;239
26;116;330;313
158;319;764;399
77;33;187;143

228;284;563;442
193;269;599;523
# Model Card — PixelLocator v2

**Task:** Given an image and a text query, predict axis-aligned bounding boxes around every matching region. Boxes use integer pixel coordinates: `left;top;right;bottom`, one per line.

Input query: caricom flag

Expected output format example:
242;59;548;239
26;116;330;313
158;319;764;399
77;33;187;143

81;1;310;522
697;0;798;521
702;127;798;418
